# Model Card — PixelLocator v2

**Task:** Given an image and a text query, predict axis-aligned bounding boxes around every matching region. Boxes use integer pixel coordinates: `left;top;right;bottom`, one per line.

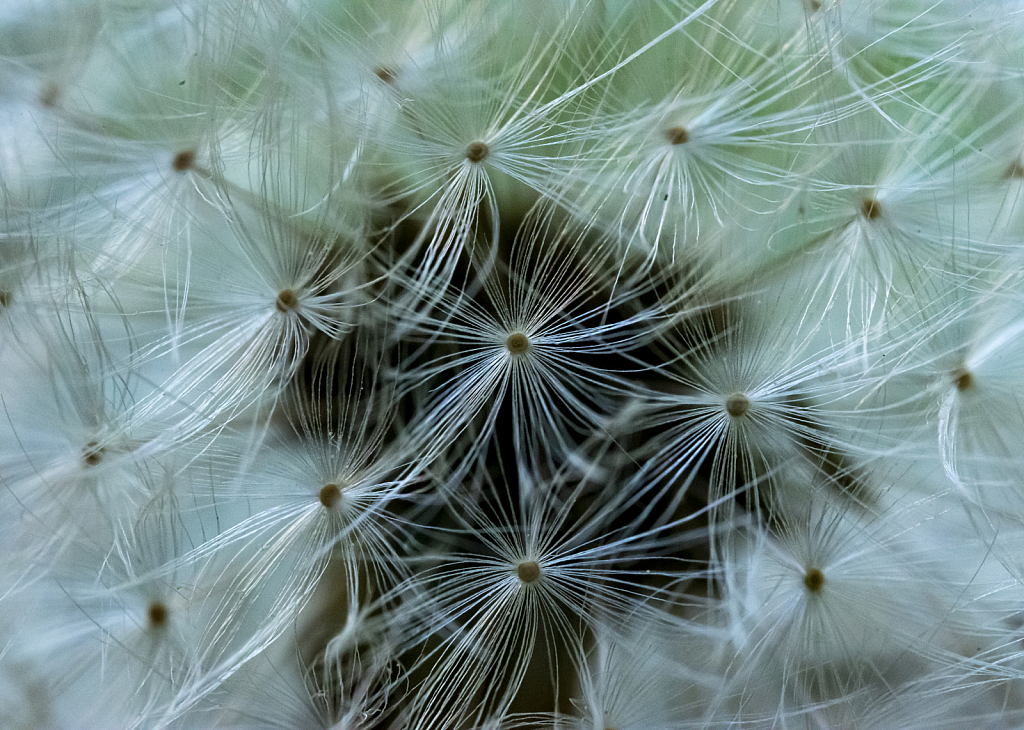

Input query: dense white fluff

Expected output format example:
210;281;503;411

116;196;372;440
0;300;186;582
717;491;1011;724
0;492;238;730
390;460;717;730
564;1;817;269
398;204;656;489
7;1;1024;729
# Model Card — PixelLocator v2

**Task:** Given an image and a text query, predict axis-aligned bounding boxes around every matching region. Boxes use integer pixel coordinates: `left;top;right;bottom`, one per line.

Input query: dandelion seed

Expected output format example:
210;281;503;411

148;601;169;629
319;483;342;509
803;567;824;592
375;66;397;84
395;464;680;730
25;112;234;273
400;204;649;486
952;367;974;392
82;440;104;467
2;494;235;726
0;290;11;308
466;141;489;163
124;198;368;436
171;149;196;172
664;126;689;145
860;197;882;220
516;560;541;583
148;338;416;716
275;288;300;313
505;332;529;355
566;626;703;730
720;494;996;723
630;295;875;544
725;393;750;418
362;8;594;300
564;3;818;267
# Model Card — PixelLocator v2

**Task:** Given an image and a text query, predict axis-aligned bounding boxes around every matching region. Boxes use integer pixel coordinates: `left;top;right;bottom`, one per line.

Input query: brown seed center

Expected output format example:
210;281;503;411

320;483;341;508
466;141;489;163
39;83;59;108
0;290;11;308
803;567;825;592
148;601;168;628
172;150;196;172
83;440;104;466
276;289;299;313
374;66;397;84
665;126;689;145
725;393;750;417
517;561;541;583
506;332;530;355
952;367;974;392
860;197;882;220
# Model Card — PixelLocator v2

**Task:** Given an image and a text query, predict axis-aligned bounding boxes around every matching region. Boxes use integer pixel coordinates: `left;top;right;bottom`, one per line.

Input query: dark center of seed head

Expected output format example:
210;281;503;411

506;332;529;354
172;150;196;172
276;289;299;313
953;367;974;392
804;568;825;592
517;561;541;583
83;440;104;466
148;601;168;628
374;66;397;84
320;483;341;508
39;83;59;108
665;126;689;145
725;393;750;417
466;141;489;163
860;197;882;220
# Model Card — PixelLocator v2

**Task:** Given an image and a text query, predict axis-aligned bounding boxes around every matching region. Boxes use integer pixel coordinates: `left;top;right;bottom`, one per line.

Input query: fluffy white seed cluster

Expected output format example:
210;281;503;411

4;0;1024;728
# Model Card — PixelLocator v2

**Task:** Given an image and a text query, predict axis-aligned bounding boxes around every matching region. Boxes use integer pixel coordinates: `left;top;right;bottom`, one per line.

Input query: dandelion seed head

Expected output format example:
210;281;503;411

803;567;825;593
664;126;689;146
172;150;196;172
276;289;299;313
466;141;489;163
148;601;168;629
516;561;541;583
320;483;342;509
725;393;750;417
860;197;882;220
506;332;530;355
83;440;104;467
4;4;1016;726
